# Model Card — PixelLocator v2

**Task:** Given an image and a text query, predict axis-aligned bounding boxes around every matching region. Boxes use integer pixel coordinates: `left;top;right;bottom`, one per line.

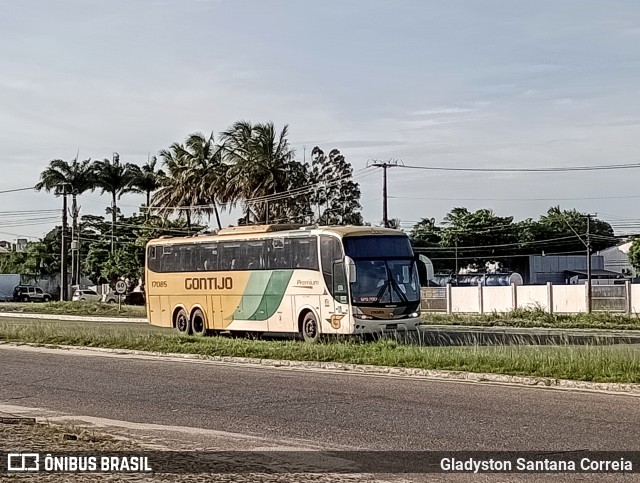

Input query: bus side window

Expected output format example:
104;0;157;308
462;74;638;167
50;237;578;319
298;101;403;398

245;241;265;270
267;239;291;269
219;243;241;271
160;245;173;273
201;244;218;271
320;236;343;296
291;237;318;270
148;246;161;272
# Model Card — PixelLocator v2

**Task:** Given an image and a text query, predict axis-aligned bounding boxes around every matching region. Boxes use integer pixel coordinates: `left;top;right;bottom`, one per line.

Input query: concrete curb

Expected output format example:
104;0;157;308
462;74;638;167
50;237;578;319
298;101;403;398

0;312;147;323
3;342;639;397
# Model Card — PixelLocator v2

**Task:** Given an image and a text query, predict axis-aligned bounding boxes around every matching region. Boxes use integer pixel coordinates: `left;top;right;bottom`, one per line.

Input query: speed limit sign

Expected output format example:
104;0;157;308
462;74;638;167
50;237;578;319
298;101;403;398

115;280;127;294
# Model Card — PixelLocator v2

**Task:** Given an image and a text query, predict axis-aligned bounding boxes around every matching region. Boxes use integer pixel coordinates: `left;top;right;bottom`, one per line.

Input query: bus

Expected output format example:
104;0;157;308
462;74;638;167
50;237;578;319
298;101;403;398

145;224;421;341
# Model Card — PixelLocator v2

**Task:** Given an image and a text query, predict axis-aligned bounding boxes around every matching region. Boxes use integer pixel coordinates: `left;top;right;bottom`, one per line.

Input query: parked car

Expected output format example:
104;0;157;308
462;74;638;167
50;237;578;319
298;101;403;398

123;291;145;306
101;291;118;304
12;285;52;303
71;289;102;302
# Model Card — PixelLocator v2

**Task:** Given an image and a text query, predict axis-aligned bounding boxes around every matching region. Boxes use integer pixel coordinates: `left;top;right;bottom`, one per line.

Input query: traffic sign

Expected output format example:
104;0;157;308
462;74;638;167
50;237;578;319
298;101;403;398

115;280;127;295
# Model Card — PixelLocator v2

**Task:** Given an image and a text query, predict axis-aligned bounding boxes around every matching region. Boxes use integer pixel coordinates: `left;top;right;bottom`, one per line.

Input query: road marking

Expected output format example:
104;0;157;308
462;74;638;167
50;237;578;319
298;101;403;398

0;402;338;451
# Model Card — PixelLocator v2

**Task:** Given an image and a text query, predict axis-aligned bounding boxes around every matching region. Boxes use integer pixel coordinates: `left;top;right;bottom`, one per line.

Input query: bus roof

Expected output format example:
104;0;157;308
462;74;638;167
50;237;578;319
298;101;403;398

146;225;405;246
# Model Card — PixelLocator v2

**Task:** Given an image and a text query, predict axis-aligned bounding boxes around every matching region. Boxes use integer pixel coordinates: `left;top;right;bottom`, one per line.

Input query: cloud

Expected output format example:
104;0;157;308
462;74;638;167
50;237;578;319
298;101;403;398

410;107;474;116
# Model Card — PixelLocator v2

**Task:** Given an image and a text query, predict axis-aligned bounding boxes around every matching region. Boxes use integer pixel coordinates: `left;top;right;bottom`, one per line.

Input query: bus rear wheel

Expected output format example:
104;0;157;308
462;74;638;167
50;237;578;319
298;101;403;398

174;308;190;335
191;308;208;337
301;311;320;343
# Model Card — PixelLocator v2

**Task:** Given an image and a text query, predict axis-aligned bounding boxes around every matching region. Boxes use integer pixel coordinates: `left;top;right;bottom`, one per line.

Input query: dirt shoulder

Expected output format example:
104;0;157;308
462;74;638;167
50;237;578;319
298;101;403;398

0;415;371;483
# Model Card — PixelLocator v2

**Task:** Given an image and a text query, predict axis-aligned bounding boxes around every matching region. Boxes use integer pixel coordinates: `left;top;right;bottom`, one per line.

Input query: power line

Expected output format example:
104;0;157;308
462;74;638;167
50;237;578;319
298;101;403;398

389;194;640;202
398;162;640;173
0;186;36;194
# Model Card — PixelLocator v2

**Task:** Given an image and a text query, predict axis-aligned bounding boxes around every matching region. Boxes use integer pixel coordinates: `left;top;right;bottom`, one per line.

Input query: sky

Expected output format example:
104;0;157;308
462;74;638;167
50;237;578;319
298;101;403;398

1;0;639;240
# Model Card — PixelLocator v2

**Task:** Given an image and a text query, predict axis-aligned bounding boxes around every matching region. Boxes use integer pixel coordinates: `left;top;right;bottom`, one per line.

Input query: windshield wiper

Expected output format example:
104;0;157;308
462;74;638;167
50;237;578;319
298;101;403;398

388;276;408;303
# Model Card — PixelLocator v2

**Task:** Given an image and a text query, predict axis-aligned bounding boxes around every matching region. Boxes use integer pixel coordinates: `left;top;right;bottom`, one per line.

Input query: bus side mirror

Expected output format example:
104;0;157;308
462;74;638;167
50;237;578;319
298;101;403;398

416;254;434;287
345;256;356;284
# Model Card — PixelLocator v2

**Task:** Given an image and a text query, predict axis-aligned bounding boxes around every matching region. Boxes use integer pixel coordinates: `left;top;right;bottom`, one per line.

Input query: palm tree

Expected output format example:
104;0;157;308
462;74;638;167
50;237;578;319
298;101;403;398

93;153;137;252
35;157;96;285
220;121;308;224
129;156;166;218
152;133;228;230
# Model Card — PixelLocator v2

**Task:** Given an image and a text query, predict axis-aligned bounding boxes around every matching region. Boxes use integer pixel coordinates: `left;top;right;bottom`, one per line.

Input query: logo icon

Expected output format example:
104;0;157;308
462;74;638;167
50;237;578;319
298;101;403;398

7;453;39;472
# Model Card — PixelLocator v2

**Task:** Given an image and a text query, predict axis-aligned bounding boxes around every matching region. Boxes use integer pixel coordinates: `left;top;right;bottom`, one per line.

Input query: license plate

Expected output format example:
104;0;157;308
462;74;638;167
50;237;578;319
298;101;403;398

385;324;398;330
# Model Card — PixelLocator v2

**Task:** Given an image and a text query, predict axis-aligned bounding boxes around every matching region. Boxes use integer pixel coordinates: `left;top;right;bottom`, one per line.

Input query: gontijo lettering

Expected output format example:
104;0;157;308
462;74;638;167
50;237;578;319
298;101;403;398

185;277;233;290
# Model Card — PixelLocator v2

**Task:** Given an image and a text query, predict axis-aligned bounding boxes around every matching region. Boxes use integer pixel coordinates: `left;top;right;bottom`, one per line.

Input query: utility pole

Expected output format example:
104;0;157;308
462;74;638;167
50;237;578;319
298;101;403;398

455;239;459;286
70;193;80;287
586;213;592;313
367;159;402;227
60;184;69;302
557;209;597;313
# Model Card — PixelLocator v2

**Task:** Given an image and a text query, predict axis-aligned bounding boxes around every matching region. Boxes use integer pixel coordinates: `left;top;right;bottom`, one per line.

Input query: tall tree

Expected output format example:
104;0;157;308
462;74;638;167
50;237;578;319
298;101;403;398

130;156;166;217
308;147;363;225
629;238;640;274
93;153;137;252
410;217;442;248
35;157;96;284
221;121;310;224
153;133;228;230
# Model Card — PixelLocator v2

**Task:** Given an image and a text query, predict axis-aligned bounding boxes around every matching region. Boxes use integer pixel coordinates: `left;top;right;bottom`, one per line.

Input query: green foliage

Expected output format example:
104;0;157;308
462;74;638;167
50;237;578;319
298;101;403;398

411;206;618;271
410;218;441;247
35;158;96;196
153;132;226;230
308;147;363;225
629;238;640;273
221;121;311;224
0;250;27;275
82;245;110;285
101;245;144;288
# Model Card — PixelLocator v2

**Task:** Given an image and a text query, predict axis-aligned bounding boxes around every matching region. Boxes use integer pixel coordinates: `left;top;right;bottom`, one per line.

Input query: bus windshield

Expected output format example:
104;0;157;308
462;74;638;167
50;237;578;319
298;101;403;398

350;259;419;304
343;236;419;305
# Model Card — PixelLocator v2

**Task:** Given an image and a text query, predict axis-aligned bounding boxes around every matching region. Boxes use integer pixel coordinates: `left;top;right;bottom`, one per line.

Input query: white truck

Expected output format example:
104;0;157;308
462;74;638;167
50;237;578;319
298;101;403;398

0;274;21;301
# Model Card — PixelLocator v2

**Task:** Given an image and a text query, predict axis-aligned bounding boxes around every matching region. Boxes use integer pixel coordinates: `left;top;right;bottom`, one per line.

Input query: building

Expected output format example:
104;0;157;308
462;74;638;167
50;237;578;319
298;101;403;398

514;255;626;285
597;242;637;279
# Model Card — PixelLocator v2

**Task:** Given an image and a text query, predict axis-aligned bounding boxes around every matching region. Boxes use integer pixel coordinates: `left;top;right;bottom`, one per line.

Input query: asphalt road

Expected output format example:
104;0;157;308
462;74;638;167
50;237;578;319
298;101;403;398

0;345;639;452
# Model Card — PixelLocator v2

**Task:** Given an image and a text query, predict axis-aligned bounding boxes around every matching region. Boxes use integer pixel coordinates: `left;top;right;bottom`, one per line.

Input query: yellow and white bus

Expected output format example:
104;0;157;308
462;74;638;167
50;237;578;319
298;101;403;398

145;224;421;341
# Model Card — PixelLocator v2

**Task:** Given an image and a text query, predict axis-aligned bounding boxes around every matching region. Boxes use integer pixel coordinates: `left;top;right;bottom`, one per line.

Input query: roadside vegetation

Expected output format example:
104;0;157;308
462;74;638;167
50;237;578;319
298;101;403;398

1;321;638;383
0;301;146;318
422;308;640;331
2;302;639;330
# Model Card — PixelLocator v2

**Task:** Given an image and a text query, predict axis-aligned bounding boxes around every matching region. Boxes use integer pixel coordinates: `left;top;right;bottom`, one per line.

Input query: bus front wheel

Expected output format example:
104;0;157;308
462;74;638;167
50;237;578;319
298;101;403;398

174;308;191;335
301;311;320;343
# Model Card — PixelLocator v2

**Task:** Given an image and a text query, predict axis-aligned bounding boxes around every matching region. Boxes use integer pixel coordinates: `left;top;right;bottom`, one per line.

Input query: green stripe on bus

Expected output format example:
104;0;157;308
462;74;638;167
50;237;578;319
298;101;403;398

247;270;293;321
230;271;271;320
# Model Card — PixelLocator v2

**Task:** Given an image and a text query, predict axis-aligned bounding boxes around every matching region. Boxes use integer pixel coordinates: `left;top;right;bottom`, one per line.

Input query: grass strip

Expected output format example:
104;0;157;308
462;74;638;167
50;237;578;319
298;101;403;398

1;321;639;384
0;301;146;318
423;308;640;331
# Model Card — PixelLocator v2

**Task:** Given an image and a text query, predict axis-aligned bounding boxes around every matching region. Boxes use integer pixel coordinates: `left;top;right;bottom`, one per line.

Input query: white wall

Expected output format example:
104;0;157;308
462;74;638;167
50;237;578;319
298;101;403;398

553;285;586;313
424;282;639;314
482;286;513;313
632;284;640;314
451;286;480;313
516;285;548;311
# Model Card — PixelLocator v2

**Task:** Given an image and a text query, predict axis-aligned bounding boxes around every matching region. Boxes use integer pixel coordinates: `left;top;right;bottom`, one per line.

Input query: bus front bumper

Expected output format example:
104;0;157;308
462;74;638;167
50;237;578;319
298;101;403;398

352;319;421;334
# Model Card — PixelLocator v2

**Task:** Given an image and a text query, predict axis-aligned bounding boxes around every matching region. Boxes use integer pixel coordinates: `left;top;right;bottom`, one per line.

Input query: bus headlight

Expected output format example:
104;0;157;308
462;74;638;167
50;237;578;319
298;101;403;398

407;311;420;318
353;313;372;320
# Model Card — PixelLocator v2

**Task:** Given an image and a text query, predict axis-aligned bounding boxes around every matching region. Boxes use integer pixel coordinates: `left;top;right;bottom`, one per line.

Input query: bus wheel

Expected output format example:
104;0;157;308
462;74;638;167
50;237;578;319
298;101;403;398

191;308;207;337
301;311;320;343
174;308;190;335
